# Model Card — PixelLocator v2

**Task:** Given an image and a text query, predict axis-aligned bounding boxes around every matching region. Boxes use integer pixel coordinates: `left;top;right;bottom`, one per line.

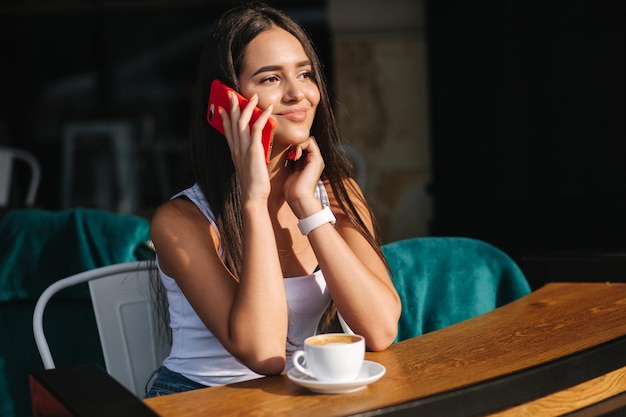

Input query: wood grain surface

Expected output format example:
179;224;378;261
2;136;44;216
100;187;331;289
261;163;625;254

488;365;626;416
145;283;626;416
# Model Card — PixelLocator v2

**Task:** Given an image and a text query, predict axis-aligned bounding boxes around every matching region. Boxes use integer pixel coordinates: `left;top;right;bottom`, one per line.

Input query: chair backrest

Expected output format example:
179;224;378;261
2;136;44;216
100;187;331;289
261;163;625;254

33;261;170;398
382;237;531;342
0;146;41;207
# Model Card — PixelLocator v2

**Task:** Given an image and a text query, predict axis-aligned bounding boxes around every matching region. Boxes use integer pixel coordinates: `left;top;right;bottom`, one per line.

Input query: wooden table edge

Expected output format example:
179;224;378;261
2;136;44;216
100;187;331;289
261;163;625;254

144;283;626;417
355;333;626;416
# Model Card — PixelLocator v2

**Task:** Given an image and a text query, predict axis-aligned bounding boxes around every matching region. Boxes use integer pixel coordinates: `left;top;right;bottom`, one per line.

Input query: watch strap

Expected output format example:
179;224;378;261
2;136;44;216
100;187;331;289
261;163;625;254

298;206;336;235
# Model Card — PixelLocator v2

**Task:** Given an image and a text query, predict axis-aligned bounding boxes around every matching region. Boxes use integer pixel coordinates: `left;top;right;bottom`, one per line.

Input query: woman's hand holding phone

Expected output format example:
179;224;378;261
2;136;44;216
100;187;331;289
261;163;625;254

220;91;274;201
207;79;275;164
206;79;322;206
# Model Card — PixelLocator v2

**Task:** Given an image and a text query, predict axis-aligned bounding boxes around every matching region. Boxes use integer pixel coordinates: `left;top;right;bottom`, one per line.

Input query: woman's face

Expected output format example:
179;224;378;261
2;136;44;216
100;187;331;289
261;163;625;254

238;27;320;149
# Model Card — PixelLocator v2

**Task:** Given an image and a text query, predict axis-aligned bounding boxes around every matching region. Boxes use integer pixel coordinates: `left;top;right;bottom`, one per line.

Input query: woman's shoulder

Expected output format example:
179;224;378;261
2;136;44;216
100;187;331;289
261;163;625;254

151;198;208;235
152;184;212;226
150;197;222;279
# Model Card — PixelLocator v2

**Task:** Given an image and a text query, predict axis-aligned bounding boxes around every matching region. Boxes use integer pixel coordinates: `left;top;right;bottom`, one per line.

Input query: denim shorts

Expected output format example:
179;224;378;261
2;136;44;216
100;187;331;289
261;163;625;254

144;366;208;398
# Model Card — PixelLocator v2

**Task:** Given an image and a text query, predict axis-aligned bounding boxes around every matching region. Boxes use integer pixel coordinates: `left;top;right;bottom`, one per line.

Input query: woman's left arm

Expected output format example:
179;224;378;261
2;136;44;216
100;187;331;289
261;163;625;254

308;178;401;351
285;138;401;351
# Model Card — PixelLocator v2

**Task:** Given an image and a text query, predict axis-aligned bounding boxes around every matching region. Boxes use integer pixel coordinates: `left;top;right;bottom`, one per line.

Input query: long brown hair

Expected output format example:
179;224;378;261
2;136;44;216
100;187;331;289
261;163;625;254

187;2;387;331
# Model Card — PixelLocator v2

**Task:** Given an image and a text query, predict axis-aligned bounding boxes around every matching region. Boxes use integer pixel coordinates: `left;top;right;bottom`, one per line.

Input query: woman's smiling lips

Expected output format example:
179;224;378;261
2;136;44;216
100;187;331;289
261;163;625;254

277;108;308;122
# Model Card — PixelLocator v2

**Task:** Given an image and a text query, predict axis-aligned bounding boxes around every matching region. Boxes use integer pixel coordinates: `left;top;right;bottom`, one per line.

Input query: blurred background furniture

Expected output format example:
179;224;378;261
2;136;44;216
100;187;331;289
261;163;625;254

152;138;190;202
0;146;41;209
33;261;169;398
0;207;154;417
382;236;531;342
61;121;139;214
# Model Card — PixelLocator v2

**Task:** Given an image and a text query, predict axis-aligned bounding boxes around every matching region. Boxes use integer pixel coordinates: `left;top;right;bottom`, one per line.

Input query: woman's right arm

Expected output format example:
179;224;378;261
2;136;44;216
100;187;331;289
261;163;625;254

150;198;288;375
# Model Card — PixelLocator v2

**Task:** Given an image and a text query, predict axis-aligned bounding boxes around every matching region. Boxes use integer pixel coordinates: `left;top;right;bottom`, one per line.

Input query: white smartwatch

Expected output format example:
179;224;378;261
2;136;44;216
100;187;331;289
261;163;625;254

298;206;336;235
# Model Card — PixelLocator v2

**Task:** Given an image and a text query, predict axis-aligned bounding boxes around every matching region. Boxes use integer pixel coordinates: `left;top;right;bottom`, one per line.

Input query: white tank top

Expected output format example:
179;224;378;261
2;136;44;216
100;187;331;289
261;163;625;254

160;183;331;386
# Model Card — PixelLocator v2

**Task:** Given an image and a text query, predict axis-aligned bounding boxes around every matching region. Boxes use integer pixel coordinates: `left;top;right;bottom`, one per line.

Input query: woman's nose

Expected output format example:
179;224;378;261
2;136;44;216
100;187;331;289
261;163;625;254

283;80;305;102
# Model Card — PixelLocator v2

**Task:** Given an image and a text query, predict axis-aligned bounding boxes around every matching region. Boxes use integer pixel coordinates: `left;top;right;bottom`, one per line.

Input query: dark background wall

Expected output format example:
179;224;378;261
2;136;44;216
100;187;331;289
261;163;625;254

0;0;331;211
425;0;625;262
1;0;624;262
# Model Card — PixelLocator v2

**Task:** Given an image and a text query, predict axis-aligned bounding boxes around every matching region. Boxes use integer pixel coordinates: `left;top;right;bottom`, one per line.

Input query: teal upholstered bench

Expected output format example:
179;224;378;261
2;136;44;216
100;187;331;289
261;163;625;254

382;237;531;342
0;208;154;417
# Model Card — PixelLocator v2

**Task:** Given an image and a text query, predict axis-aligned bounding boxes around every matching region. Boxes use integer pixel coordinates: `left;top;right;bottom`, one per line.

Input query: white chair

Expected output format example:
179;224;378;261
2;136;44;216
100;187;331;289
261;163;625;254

0;146;41;207
33;261;171;398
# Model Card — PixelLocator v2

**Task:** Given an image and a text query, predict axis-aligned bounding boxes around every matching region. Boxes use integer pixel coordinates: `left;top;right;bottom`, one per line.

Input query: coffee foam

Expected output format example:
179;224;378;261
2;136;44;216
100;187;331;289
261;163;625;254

307;334;361;346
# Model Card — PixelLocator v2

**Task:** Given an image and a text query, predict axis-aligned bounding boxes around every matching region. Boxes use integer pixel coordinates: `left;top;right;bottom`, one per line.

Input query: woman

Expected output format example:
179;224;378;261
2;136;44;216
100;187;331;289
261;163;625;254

146;1;401;397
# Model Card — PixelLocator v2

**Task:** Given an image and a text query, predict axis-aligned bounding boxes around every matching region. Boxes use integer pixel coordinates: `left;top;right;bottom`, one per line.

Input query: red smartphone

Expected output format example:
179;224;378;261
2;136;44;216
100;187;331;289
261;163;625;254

207;79;276;164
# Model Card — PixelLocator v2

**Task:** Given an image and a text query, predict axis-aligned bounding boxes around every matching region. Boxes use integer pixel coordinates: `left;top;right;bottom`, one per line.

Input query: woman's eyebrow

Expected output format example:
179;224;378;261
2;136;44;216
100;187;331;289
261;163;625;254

251;60;312;77
252;65;281;76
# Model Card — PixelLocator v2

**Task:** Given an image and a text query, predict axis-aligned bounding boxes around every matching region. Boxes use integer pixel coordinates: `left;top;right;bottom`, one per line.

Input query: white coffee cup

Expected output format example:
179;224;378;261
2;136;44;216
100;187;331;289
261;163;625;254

292;333;365;382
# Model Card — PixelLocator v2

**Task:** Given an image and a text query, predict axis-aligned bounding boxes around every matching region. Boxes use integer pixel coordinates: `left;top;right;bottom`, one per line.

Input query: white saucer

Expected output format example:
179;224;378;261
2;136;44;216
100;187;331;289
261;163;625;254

287;360;386;394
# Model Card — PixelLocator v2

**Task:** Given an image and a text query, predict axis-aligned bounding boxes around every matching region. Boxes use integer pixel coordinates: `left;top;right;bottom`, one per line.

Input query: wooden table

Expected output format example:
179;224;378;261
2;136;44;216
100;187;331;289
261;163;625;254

144;283;626;416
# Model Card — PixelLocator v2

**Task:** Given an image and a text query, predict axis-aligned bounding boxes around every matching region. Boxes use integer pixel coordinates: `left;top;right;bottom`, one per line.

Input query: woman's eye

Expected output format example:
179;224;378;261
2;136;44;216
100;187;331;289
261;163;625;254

300;71;315;80
262;75;280;84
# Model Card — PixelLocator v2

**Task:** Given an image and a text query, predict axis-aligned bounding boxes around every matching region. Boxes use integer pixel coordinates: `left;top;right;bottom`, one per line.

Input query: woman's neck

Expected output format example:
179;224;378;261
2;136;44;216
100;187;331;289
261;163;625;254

266;145;293;202
267;166;289;208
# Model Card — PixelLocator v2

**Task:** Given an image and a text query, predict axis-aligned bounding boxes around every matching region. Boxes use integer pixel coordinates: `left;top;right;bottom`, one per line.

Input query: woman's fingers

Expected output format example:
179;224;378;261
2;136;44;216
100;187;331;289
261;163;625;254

224;93;272;161
220;92;254;160
291;136;321;164
237;94;256;138
219;92;238;153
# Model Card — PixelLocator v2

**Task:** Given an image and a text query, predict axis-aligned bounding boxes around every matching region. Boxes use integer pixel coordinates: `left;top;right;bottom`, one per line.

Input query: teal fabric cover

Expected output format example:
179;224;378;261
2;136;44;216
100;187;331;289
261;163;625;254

0;207;154;417
0;207;153;302
0;357;15;417
382;237;531;342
